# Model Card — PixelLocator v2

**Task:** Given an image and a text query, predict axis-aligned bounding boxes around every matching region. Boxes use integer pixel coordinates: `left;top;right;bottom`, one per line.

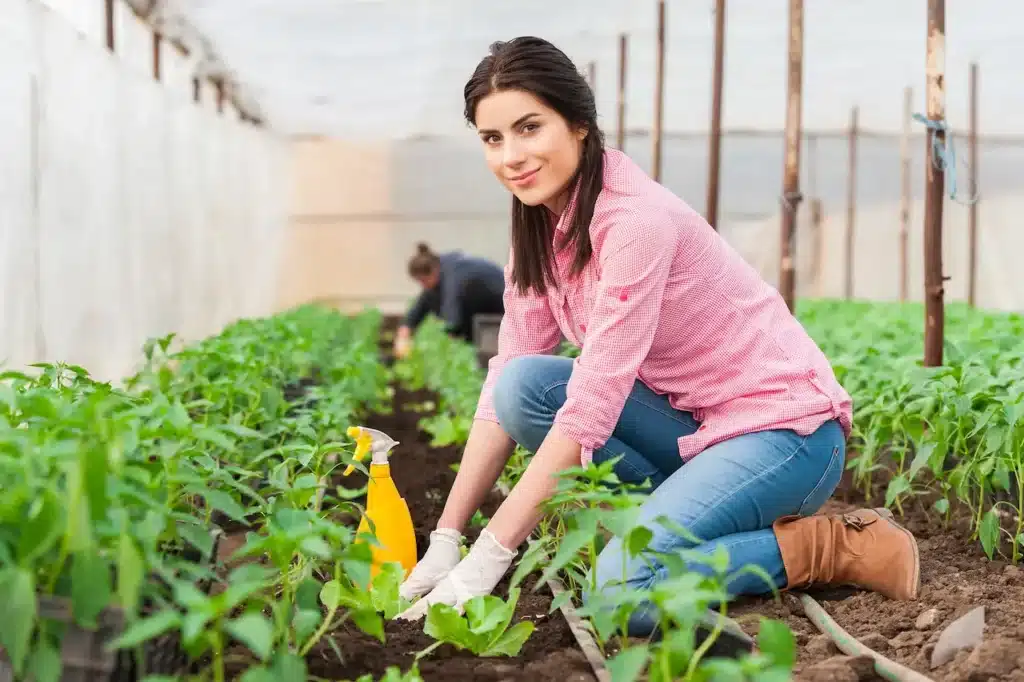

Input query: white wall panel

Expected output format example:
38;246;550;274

37;0;104;45
0;1;40;370
114;0;152;80
1;0;290;381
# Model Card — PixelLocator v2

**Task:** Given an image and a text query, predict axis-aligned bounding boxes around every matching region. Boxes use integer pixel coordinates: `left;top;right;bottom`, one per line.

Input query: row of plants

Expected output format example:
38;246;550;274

0;305;419;682
559;299;1024;563
394;317;798;682
795;300;1024;562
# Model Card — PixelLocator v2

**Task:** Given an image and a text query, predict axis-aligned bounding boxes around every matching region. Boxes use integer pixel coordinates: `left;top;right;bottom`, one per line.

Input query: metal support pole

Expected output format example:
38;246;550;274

845;106;858;299
923;0;946;366
617;34;628;151
899;86;912;302
779;0;804;312
967;62;979;308
705;0;726;230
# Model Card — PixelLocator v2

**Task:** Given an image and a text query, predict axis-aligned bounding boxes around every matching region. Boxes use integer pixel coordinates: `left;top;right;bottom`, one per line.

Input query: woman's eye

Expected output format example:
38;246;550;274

522;123;538;134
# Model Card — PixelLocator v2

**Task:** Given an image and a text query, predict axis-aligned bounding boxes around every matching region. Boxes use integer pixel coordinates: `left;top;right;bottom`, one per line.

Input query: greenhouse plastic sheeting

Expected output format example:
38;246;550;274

0;0;289;382
282;131;1024;317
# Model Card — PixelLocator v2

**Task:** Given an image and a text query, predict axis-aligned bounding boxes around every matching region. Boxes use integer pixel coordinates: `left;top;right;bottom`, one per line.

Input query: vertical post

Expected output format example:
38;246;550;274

844;106;858;299
899;86;912;302
617;34;628;150
810;198;824;296
652;0;666;182
104;0;115;51
586;60;597;94
30;75;45;361
705;0;726;230
153;32;163;81
967;62;979;307
779;0;804;313
923;0;946;367
192;76;201;104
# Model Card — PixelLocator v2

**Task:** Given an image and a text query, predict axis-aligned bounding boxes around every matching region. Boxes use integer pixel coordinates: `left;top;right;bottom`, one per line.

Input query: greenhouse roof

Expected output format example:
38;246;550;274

181;0;1023;140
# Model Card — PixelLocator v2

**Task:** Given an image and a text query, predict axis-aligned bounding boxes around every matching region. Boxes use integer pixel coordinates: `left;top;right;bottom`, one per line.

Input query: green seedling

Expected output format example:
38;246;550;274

419;587;535;658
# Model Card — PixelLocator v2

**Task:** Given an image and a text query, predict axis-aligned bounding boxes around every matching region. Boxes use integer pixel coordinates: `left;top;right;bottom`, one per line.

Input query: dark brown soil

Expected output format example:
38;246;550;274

732;476;1024;681
309;379;596;681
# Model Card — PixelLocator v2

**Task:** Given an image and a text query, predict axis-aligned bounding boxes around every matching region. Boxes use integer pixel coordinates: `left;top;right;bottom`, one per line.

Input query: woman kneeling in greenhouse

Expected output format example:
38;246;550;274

394;243;505;357
395;36;919;636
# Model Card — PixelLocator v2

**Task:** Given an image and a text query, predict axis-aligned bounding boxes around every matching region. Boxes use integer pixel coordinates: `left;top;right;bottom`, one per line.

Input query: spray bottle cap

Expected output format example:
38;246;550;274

342;426;400;475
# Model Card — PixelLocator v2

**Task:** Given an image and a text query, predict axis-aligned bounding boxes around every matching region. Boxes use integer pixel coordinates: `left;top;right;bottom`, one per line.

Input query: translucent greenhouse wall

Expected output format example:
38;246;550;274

0;0;290;382
280;131;1024;317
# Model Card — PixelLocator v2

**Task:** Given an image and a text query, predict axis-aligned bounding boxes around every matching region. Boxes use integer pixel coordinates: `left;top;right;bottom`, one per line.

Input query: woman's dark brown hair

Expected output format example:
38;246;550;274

463;36;604;296
408;242;441;278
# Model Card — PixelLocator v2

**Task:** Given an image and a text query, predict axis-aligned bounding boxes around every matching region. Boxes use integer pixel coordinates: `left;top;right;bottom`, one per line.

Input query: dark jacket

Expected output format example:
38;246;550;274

403;251;504;336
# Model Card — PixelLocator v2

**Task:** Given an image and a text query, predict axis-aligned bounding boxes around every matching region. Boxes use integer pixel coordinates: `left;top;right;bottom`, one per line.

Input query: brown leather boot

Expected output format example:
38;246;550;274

772;508;920;600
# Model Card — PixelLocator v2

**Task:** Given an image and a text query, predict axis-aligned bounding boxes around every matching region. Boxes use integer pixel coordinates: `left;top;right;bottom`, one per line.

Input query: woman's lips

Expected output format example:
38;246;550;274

509;168;539;187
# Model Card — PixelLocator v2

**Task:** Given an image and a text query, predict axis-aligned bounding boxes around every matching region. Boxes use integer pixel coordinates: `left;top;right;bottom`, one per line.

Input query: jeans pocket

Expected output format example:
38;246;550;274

797;445;844;515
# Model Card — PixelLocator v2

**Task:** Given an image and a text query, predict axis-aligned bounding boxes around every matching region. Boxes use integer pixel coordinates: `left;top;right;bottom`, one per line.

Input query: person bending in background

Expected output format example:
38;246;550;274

394;243;505;358
394;36;920;641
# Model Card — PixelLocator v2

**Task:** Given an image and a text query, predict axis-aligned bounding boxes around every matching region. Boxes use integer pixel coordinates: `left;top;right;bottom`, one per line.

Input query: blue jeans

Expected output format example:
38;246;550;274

492;355;846;635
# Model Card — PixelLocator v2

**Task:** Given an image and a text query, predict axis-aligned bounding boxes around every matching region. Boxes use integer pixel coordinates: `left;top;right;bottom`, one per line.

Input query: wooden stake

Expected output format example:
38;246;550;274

652;0;665;182
617;34;628;150
899;86;912;302
153;32;163;81
104;0;115;51
845;106;858;299
705;0;726;230
923;0;946;367
779;0;804;312
967;62;979;308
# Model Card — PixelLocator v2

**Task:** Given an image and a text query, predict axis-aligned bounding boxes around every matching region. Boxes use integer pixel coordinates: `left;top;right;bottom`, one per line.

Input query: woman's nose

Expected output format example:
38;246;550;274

502;138;526;167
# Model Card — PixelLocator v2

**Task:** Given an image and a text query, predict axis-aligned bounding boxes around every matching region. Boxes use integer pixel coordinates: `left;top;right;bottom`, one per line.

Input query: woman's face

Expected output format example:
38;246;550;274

474;88;586;214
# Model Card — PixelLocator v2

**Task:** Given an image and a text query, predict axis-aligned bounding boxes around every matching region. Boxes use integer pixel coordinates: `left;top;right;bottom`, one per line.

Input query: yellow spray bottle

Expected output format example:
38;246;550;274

343;425;418;581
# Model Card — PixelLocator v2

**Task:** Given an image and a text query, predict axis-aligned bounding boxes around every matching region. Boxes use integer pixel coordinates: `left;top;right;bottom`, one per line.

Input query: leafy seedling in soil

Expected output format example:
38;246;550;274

418;587;535;659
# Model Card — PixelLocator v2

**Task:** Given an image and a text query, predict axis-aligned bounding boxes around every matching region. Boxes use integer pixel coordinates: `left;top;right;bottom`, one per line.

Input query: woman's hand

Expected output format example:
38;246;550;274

396;425;582;619
396;530;516;620
398;528;464;601
396;420;515;604
393;326;412;359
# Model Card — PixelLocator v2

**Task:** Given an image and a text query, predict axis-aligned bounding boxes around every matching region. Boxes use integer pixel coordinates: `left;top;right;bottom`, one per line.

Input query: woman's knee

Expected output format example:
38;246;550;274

492;355;571;448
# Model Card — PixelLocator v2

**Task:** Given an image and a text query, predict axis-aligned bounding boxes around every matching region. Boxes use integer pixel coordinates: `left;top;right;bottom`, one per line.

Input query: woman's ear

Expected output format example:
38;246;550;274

576;124;589;141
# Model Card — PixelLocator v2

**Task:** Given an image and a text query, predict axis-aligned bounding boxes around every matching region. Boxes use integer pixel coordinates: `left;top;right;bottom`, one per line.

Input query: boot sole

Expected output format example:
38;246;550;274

873;507;920;599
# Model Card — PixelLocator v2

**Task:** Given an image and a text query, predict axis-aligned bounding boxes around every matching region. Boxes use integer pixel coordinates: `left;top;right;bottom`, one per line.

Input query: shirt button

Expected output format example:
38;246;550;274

808;369;818;379
579;324;586;332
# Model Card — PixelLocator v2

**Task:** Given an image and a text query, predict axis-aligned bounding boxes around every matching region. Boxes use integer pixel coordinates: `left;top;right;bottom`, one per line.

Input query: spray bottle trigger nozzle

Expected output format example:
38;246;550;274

343;426;399;474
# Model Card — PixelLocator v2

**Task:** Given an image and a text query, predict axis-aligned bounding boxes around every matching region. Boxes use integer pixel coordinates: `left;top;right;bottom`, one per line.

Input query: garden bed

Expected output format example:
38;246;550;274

731;475;1024;682
307;381;598;682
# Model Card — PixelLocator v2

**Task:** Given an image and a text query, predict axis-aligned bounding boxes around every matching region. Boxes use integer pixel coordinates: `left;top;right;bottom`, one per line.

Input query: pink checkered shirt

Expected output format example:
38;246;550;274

474;148;853;466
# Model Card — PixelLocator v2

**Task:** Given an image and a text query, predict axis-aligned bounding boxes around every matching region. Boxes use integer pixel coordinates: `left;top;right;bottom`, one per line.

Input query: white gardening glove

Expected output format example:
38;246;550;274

399;528;464;601
396;529;516;621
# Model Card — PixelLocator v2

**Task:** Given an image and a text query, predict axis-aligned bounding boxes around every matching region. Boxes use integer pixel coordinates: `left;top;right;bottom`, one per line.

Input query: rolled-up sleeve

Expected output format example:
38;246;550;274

552;219;673;464
474;255;561;423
